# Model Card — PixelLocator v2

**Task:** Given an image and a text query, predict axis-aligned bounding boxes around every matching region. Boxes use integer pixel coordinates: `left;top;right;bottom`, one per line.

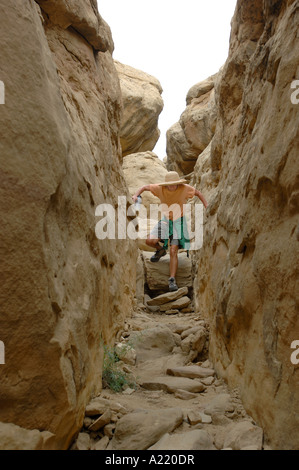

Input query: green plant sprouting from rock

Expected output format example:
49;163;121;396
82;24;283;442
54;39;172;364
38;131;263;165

101;342;137;393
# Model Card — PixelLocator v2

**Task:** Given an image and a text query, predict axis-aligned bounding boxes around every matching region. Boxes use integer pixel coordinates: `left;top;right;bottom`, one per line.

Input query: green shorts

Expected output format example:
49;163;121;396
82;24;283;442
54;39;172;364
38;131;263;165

150;220;180;246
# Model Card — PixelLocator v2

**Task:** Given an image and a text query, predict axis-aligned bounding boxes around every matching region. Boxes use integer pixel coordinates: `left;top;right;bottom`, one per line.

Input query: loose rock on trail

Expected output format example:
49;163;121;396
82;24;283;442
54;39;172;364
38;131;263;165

71;294;268;451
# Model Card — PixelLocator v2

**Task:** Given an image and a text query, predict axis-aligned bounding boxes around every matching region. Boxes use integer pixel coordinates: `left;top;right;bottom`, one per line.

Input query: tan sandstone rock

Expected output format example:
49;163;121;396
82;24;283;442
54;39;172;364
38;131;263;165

166;365;215;379
110;408;183;450
187;410;204;425
191;0;299;450
85;397;111;417
146;287;189;306
0;0;136;449
181;326;205;339
180;328;207;358
0;422;54;451
72;432;91;451
130;325;176;363
88;409;112;431
148;429;215;450
115;342;137;366
174;389;199;400
186;74;217;105
166;122;200;175
36;0;114;52
164;310;180;315
159;296;191;312
142;251;192;294
115;62;164;157
166;73;218;175
93;435;109;450
140;376;206;394
223;421;264;451
204;394;235;416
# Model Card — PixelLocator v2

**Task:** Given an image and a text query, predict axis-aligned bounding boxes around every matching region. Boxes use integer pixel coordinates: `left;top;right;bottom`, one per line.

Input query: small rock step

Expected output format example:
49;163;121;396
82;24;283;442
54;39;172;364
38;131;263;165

187;410;212;425
159;296;191;312
71;305;270;451
110;408;184;450
164;309;180;315
140;376;206;394
174;389;199;400
166;365;215;379
146;287;188;306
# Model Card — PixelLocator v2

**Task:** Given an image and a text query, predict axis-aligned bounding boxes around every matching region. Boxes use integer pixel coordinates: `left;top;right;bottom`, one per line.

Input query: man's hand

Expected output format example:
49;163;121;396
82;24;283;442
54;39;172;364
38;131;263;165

132;185;151;203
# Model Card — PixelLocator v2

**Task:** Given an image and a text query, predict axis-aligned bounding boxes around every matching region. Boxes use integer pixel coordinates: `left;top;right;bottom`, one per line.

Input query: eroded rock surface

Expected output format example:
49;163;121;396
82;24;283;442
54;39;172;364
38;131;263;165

166;72;218;175
191;0;299;450
116;62;164;157
0;0;136;449
71;305;267;451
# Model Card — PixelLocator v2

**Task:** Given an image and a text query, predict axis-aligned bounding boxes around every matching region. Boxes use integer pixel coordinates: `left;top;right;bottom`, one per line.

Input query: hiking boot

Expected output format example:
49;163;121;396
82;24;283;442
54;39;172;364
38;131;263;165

168;277;178;292
150;247;167;263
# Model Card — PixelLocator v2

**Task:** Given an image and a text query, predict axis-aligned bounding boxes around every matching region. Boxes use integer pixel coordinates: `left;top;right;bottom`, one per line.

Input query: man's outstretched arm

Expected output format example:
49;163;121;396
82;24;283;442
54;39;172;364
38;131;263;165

194;189;208;209
132;185;151;202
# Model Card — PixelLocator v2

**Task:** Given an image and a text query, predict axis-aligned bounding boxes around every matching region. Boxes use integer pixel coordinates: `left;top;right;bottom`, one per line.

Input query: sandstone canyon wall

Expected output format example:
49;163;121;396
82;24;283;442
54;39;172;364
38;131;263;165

0;0;137;449
186;0;298;450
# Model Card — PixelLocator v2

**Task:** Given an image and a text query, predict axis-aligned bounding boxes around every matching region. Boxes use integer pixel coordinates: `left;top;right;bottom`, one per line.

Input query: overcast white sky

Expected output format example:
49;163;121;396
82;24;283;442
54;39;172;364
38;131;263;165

98;0;237;159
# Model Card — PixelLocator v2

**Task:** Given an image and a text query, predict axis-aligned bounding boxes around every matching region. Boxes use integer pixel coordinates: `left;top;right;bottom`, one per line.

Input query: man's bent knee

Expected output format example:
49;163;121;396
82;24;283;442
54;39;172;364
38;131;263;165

170;245;179;256
146;237;158;247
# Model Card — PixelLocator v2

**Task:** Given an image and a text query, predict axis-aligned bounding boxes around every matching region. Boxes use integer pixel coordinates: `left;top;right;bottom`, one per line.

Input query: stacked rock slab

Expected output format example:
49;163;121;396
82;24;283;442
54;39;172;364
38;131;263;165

146;287;191;314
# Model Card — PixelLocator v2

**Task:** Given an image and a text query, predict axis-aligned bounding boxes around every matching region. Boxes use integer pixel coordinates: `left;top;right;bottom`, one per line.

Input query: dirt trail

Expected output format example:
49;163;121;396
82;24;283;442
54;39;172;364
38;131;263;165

72;303;270;451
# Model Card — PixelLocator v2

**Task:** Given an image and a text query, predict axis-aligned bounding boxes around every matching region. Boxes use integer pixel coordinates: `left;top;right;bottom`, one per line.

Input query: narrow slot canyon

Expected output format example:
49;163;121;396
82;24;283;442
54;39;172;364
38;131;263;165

0;0;298;452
